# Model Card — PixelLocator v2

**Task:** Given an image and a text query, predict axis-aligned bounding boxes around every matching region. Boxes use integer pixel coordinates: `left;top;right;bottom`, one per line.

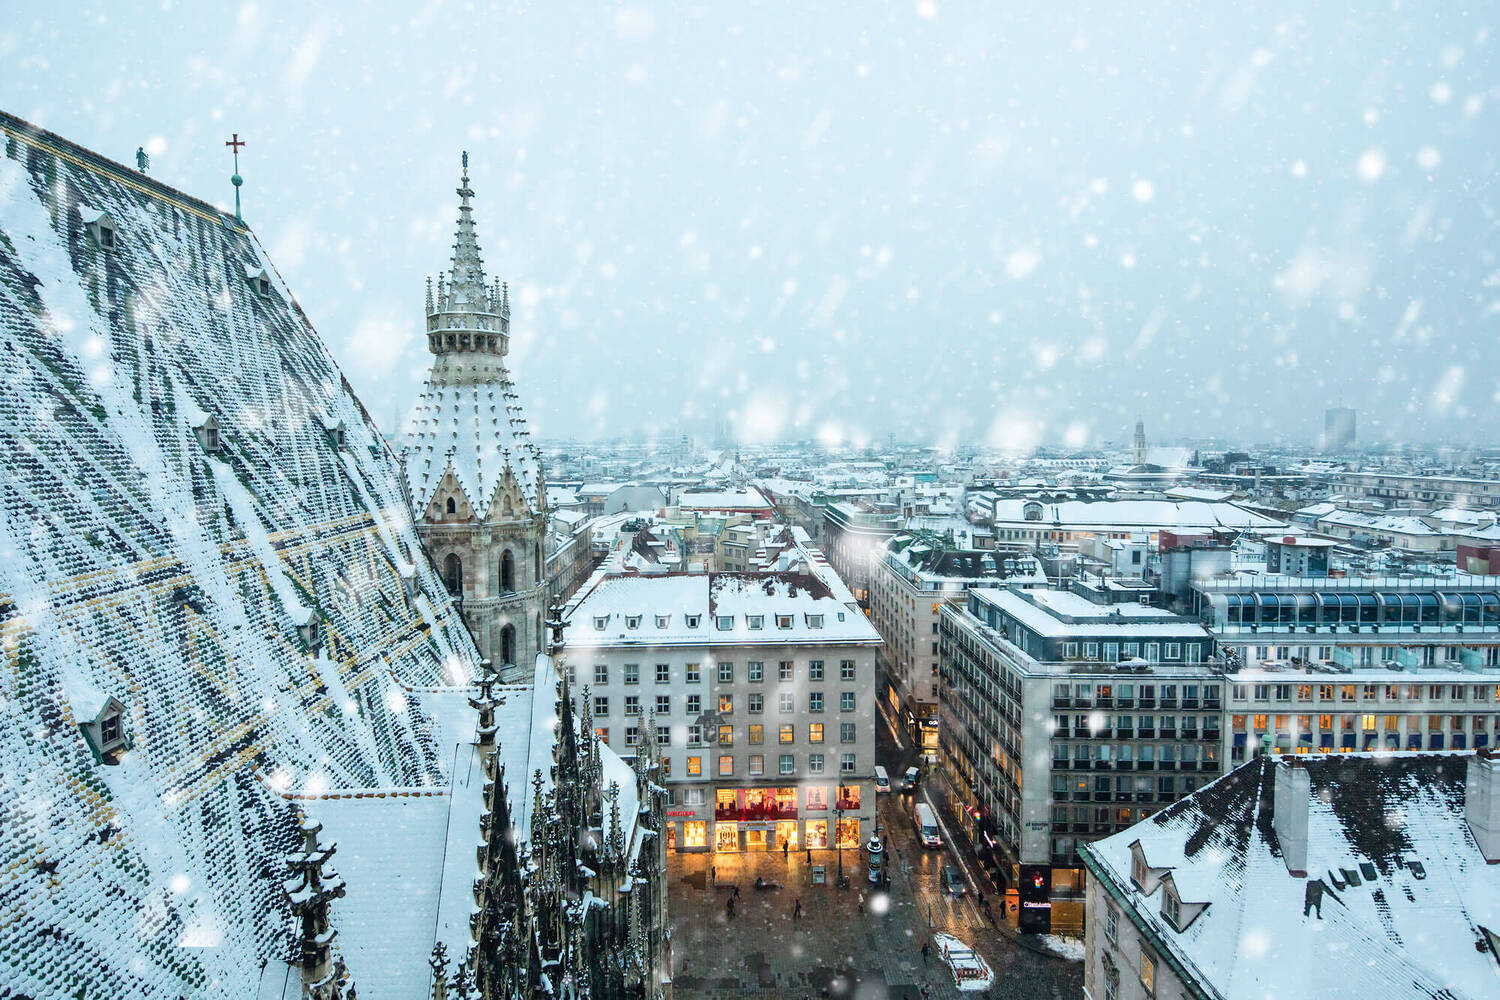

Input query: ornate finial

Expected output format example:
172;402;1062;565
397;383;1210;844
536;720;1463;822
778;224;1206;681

225;133;246;221
462;150;469;176
135;146;149;173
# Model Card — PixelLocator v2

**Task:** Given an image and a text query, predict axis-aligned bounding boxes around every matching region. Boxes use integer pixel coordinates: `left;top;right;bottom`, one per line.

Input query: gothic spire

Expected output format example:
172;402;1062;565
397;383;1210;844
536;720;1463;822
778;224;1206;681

443;152;488;313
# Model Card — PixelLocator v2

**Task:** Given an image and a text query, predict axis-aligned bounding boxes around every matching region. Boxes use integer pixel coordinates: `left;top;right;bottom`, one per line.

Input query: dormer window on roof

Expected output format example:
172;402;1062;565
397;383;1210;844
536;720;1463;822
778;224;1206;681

82;208;117;251
716;615;733;631
807;614;824;628
1161;883;1180;928
748;615;764;630
74;694;132;765
297;615;322;654
626;615;641;630
322;418;346;450
655;614;670;628
776;614;793;629
193;414;221;454
686;614;701;628
243;265;274;299
594;616;608;630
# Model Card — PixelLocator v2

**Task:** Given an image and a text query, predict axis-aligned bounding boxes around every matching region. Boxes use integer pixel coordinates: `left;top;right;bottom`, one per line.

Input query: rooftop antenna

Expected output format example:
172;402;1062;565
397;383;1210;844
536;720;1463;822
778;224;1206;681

135;146;149;173
225;133;246;220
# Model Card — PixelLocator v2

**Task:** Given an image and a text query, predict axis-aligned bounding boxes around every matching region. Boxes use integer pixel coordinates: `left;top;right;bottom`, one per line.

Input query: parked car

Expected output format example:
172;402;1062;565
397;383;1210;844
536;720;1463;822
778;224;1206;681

942;864;967;896
874;765;891;793
901;765;921;791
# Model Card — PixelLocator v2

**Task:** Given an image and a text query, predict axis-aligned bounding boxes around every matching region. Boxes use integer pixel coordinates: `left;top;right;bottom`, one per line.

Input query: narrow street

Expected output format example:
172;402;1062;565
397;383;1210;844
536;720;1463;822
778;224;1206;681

664;694;1083;998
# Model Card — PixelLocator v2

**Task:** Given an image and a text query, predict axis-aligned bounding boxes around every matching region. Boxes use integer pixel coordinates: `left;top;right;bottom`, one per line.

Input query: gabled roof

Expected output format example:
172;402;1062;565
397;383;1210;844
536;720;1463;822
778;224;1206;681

1085;754;1500;1000
0;112;478;997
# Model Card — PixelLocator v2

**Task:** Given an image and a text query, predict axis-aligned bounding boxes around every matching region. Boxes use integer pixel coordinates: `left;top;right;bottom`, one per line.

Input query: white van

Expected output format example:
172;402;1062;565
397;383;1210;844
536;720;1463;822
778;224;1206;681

874;765;891;793
914;803;942;848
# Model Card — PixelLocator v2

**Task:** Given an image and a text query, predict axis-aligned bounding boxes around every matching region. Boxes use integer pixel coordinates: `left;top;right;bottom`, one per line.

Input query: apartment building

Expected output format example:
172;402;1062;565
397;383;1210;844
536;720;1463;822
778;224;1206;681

1191;574;1500;762
938;588;1223;934
821;501;900;609
869;531;1045;757
562;566;882;855
1326;469;1500;509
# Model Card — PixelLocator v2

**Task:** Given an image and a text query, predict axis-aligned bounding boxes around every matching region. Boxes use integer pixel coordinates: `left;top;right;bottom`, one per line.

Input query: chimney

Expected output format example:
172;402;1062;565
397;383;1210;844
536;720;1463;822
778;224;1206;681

1468;749;1500;863
1273;758;1310;877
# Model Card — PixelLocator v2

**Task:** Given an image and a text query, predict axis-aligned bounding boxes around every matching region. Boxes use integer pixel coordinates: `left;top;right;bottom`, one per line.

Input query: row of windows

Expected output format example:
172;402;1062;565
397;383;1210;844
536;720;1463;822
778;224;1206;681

1053;682;1221;704
1217;590;1500;627
597;721;861;746
1053;774;1202;798
591;611;839;631
1232;682;1499;704
1052;715;1221;734
590;659;859;685
592;691;859;716
1234;713;1496;732
675;752;858;777
1052;743;1219;765
1059;640;1203;663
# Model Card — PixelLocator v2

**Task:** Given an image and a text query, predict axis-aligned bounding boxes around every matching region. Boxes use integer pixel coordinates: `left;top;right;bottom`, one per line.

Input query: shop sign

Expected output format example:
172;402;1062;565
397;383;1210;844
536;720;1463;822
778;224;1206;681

666;810;696;817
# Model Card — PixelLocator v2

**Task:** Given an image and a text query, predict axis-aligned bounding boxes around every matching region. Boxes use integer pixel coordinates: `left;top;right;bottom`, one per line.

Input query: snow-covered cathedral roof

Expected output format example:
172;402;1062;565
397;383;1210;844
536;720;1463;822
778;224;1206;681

0;112;480;997
405;378;545;516
403;158;545;518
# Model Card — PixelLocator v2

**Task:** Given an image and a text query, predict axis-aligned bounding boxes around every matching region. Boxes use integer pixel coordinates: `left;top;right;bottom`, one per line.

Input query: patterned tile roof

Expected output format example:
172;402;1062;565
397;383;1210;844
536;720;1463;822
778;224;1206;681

0;111;479;997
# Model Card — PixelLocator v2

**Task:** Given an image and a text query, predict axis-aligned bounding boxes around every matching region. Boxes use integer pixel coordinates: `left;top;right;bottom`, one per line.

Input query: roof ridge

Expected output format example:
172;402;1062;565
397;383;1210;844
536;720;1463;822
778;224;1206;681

1;108;243;228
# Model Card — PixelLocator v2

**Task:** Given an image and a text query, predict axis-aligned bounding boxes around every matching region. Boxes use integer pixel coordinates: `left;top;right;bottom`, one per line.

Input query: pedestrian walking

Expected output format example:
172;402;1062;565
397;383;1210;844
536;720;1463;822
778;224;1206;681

921;940;930;963
727;897;735;918
793;898;803;920
805;847;812;865
783;840;789;860
732;884;740;900
711;864;716;887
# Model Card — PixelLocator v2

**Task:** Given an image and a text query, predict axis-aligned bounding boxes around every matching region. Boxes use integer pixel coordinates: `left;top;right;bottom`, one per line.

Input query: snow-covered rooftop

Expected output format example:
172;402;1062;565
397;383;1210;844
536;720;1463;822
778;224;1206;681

1084;753;1500;1000
989;498;1283;531
566;570;881;647
676;486;773;510
0;113;478;997
403;378;545;517
971;587;1212;641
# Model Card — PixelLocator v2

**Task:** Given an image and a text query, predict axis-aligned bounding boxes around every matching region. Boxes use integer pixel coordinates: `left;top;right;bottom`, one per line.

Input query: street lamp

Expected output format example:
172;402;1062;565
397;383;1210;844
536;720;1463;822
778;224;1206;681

836;799;844;886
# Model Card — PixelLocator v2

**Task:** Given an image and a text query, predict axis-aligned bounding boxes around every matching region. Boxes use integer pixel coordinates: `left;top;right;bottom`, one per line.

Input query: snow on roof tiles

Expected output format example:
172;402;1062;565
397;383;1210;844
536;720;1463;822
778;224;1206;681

0;114;479;997
403;376;545;517
1086;754;1500;1000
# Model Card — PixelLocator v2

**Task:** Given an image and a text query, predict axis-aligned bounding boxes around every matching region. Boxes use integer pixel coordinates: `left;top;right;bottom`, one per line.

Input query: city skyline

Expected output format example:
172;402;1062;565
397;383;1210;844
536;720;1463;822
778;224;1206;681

5;2;1496;445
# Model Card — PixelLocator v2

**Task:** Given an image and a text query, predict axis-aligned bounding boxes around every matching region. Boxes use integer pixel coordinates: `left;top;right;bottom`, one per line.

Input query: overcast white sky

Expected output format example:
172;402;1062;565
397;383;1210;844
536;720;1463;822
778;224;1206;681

5;2;1498;448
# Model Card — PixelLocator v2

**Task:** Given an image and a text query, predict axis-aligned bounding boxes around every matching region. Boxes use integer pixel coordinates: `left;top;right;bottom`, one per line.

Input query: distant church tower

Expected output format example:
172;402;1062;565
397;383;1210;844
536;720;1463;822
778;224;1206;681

403;155;548;679
1132;417;1148;466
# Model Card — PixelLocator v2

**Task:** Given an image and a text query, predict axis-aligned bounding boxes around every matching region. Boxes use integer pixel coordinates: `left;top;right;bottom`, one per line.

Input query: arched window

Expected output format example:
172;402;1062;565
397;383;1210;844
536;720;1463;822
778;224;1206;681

446;497;457;515
443;553;463;597
535;542;542;580
500;549;515;592
500;624;516;666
